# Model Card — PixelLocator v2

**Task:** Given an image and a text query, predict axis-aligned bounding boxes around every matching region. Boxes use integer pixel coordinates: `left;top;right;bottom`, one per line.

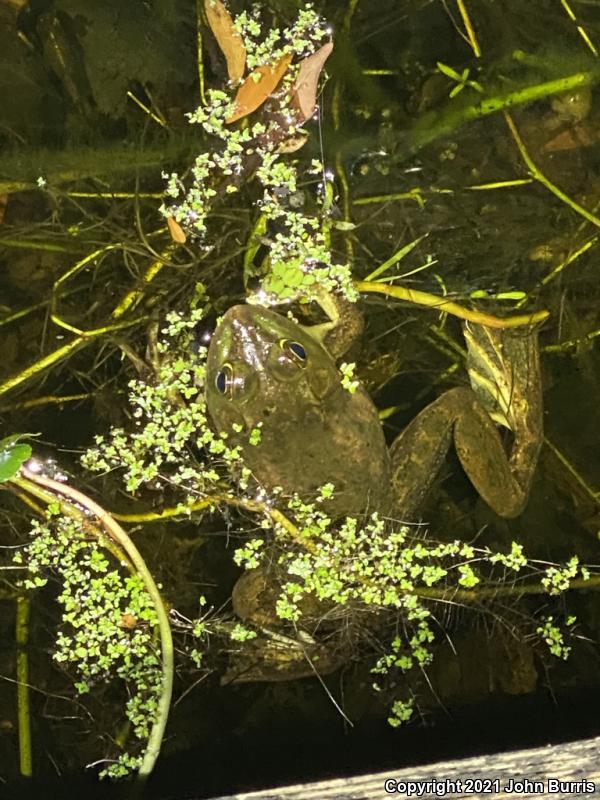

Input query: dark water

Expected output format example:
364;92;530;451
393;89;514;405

1;0;600;796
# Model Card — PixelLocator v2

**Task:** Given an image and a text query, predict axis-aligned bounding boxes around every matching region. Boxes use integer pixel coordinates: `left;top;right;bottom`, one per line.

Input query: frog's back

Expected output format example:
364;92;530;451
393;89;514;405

252;379;391;517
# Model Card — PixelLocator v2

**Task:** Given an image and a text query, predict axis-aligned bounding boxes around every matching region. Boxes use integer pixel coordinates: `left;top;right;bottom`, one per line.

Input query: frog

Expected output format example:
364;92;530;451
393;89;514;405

205;301;543;681
206;303;542;521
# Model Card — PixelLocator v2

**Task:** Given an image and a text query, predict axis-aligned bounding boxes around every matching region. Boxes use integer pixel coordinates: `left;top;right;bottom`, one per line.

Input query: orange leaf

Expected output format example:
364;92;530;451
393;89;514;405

225;54;293;124
204;0;246;83
291;41;333;123
167;216;187;243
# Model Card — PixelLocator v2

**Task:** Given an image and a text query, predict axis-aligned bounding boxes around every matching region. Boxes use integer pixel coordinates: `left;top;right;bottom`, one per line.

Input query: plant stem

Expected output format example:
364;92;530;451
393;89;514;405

456;0;481;57
16;594;32;777
504;111;600;228
354;280;549;328
410;70;599;154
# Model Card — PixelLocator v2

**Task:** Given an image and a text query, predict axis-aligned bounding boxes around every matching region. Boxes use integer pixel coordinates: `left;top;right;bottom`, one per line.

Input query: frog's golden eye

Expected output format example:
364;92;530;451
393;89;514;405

215;363;234;396
280;339;307;365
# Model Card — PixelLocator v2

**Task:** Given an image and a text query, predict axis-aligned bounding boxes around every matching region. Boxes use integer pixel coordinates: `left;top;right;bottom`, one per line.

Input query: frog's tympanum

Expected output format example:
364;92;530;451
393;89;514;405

205;302;543;682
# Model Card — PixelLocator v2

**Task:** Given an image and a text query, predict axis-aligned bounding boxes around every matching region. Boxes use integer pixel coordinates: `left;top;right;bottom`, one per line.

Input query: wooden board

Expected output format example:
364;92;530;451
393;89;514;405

208;735;600;799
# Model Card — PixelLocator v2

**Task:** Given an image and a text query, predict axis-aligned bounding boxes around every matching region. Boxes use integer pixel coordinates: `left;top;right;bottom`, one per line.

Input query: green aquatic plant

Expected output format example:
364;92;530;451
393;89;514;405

82;293;244;502
436;61;484;98
7;454;177;780
161;2;356;303
536;616;575;660
13;505;163;778
232;488;594;724
0;434;33;482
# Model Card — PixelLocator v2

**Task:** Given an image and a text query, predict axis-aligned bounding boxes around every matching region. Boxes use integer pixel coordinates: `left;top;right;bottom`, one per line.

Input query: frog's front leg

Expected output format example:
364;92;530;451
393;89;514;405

302;287;364;359
390;325;543;519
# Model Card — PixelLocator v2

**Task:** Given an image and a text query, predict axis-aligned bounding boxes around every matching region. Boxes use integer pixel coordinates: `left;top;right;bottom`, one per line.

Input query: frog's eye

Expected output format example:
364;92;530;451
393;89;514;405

280;339;307;365
215;363;234;396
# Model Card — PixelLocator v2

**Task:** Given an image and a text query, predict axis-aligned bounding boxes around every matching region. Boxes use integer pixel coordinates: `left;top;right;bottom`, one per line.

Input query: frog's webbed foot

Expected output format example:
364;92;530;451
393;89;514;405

463;322;543;503
225;568;350;683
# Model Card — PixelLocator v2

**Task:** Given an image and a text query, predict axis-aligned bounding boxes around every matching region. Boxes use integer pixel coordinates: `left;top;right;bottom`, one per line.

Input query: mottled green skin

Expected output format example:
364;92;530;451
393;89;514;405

205;304;391;517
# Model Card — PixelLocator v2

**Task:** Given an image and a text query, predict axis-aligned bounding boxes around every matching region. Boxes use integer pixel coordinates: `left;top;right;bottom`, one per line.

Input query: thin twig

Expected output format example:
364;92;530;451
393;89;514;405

456;0;481;57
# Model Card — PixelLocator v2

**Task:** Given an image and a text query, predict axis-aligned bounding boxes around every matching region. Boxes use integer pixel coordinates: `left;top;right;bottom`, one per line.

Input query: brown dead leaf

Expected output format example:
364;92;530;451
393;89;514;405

225;54;293;124
543;122;596;152
204;0;246;83
167;216;187;243
290;41;333;123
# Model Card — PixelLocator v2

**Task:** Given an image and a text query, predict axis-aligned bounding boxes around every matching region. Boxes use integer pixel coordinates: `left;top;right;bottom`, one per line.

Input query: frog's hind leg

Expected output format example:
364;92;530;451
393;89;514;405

463;323;543;515
389;387;469;518
389;386;522;517
390;325;542;519
390;383;540;520
452;387;535;518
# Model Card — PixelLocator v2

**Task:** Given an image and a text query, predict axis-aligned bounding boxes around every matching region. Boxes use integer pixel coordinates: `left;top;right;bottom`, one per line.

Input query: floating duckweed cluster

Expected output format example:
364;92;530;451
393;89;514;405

233;4;330;71
14;504;162;778
160;3;356;303
233;489;591;723
83;295;244;501
537;615;577;660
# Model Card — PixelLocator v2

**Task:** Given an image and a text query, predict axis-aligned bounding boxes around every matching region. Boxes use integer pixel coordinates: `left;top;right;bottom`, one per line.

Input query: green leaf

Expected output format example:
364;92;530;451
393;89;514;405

449;84;464;98
364;233;429;281
436;61;462;81
0;435;33;482
330;220;356;231
495;291;526;300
